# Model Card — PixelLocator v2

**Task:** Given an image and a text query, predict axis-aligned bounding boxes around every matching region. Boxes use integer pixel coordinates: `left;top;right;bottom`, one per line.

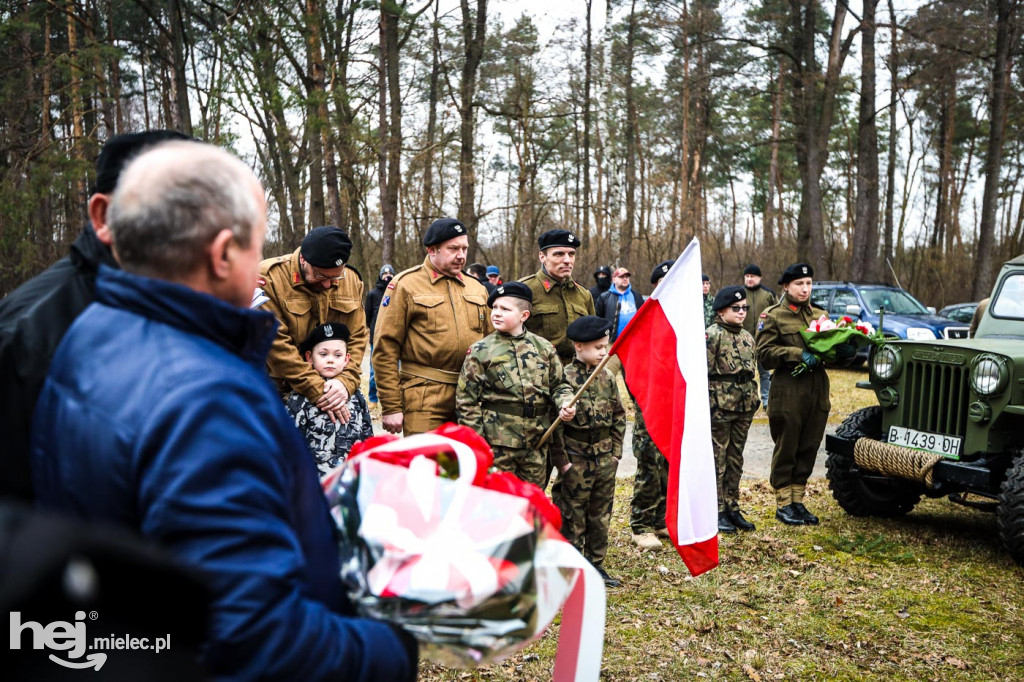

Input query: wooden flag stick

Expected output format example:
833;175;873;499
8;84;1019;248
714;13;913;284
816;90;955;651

535;351;616;449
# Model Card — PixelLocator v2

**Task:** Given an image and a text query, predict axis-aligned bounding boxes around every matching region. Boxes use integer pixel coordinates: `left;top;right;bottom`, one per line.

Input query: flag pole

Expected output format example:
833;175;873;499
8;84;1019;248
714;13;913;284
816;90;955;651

535;351;616;449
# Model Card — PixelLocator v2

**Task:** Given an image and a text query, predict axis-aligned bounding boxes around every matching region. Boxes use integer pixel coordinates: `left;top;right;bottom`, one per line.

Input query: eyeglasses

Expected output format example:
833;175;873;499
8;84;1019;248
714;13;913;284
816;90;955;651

310;268;343;283
730;305;750;312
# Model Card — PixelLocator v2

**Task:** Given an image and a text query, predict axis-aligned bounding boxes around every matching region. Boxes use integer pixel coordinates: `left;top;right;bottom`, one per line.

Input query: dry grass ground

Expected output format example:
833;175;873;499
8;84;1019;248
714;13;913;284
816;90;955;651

417;366;1024;680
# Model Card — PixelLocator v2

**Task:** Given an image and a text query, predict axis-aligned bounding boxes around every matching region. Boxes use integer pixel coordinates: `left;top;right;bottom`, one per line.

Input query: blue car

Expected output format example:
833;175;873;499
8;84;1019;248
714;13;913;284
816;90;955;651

810;283;971;365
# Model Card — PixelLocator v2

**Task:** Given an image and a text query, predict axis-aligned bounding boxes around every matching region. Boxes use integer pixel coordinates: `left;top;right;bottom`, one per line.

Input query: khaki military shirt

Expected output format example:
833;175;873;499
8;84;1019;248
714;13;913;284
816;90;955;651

372;256;491;417
706;322;759;412
551;358;626;463
742;285;777;336
456;329;572;449
520;268;595;363
755;295;826;370
258;249;367;402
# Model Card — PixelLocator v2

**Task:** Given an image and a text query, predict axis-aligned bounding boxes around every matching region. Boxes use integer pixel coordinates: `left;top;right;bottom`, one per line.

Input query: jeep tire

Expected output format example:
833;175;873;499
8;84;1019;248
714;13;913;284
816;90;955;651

826;406;922;517
997;455;1024;565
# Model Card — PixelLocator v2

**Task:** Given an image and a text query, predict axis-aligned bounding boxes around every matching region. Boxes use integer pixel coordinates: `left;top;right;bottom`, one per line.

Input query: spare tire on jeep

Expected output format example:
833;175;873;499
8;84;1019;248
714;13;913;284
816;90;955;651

826;406;923;517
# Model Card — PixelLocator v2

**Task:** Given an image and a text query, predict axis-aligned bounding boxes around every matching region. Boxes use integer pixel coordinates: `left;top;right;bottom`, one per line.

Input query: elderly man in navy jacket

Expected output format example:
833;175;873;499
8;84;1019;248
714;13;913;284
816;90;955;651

31;141;416;680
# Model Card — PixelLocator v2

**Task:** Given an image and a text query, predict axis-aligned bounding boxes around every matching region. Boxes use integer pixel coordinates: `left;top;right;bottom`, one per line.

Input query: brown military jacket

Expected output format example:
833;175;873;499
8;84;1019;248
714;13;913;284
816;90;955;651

755;293;831;412
520;268;596;363
371;256;491;417
258;248;367;403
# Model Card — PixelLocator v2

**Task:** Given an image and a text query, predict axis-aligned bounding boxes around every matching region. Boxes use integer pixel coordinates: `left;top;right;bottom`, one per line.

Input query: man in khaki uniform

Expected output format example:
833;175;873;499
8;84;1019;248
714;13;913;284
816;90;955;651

258;226;367;422
520;229;595;365
742;263;777;408
372;218;491;436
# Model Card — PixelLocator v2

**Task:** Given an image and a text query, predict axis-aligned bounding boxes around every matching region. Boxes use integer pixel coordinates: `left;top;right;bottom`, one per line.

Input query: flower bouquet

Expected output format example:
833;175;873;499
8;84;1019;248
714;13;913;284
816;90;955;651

792;314;883;376
321;423;604;679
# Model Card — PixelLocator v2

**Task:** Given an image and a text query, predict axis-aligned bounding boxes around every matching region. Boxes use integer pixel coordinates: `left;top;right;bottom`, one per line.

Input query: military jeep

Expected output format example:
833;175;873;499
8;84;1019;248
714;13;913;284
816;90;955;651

825;254;1024;563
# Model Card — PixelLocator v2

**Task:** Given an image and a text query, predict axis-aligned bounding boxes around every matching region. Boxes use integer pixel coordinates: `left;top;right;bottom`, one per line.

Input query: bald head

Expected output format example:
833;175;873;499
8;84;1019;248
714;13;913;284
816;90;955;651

107;141;264;280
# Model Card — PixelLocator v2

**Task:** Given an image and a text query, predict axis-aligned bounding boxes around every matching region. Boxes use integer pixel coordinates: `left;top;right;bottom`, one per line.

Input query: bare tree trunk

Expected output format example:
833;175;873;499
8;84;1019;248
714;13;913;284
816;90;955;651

459;0;487;260
974;0;1015;298
582;0;593;251
167;0;192;134
932;78;956;250
766;59;783;250
850;0;880;281
379;3;402;264
883;0;898;269
621;0;639;264
420;0;441;233
306;0;342;231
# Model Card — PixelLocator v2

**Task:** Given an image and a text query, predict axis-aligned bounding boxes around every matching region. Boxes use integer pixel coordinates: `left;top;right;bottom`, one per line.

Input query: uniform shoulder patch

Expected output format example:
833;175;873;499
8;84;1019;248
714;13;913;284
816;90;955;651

256;276;266;287
381;295;391;307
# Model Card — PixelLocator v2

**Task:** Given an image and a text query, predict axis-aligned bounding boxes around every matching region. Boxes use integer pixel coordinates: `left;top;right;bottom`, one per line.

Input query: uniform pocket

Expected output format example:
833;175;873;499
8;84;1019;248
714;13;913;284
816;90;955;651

531;302;559;338
411;294;449;332
462;292;488;332
284;296;311;318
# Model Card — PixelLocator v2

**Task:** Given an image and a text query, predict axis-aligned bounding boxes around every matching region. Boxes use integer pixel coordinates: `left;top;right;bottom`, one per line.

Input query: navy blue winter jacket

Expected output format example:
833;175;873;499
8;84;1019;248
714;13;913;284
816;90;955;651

31;265;415;681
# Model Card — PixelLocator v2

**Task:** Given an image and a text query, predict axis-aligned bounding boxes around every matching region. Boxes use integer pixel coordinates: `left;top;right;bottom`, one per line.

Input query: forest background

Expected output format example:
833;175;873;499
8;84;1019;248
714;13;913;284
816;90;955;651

1;0;1022;306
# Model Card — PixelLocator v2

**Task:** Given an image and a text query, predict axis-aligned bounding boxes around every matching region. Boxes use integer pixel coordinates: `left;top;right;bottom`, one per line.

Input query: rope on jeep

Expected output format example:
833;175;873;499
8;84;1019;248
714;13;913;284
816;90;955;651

853;438;944;488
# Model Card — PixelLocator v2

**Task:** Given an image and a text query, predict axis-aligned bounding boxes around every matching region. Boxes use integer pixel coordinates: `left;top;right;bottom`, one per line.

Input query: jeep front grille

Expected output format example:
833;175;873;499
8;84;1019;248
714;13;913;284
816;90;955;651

943;327;970;339
904;361;969;435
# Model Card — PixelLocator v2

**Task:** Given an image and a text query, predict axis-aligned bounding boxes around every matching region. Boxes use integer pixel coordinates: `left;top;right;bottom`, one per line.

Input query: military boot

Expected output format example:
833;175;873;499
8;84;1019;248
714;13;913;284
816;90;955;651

775;504;806;526
718;511;737;534
792;503;819;525
729;509;756;532
631;532;663;550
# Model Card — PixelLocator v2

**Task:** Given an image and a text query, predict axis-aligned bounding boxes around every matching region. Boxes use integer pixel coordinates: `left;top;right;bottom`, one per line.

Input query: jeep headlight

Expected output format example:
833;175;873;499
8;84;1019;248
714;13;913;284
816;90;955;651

971;354;1008;397
872;345;901;381
906;327;937;340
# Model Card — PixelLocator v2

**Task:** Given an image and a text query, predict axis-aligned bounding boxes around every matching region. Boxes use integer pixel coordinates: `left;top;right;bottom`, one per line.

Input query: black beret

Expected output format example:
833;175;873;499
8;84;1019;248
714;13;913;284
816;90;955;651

713;285;747;311
538;229;579;251
567;315;613;343
299;323;351;355
594;265;611;277
778;262;814;285
651;260;675;284
94;130;192;194
487;281;533;307
301;226;352;267
422;217;467;247
701;273;710;282
743;264;762;277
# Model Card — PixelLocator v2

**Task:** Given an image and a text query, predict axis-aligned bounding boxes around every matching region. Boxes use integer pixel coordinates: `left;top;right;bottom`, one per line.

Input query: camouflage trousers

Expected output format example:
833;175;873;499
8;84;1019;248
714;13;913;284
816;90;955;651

492;446;548;490
553;449;618;566
629;410;668;535
711;407;756;512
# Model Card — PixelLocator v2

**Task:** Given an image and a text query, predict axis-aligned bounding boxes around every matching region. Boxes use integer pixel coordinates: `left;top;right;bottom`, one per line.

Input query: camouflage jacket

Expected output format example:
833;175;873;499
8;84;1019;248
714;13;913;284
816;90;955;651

706;321;759;413
456;330;573;449
703;293;715;329
551;358;626;463
285;388;374;476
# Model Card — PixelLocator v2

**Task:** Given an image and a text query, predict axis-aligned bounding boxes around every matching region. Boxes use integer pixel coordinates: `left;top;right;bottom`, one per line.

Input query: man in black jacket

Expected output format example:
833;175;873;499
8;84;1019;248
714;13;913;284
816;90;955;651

589;264;612;302
364;263;394;405
0;130;189;501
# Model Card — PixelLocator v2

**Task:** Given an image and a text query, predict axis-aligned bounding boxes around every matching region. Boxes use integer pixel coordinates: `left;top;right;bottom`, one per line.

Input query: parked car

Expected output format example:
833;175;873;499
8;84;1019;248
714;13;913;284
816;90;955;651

810;282;971;365
824;254;1024;564
938;301;980;325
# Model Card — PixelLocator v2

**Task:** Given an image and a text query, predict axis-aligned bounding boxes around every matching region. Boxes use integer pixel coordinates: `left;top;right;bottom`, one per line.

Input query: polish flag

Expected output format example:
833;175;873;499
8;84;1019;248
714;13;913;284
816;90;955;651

610;238;719;576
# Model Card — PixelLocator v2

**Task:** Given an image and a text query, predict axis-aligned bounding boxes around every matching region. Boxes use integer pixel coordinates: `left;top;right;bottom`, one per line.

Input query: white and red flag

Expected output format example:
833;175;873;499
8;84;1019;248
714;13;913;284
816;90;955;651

610;238;719;576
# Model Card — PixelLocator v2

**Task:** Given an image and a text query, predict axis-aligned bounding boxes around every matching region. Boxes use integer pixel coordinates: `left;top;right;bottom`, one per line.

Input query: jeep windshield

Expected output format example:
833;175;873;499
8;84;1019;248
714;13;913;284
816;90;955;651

856;288;929;315
991;273;1024;320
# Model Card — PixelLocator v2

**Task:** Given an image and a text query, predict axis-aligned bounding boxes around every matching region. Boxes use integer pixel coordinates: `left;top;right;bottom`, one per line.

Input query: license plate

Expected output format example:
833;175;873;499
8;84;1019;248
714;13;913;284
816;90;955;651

887;426;962;459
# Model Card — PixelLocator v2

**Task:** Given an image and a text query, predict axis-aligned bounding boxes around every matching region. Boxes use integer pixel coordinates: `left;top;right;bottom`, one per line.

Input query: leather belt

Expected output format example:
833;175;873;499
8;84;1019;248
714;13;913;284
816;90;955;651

399;361;461;385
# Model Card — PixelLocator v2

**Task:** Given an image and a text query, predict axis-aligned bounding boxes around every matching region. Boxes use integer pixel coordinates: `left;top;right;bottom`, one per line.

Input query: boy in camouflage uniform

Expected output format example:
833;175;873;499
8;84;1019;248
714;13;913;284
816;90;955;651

457;282;576;488
551;316;627;588
706;286;760;534
285;323;374;475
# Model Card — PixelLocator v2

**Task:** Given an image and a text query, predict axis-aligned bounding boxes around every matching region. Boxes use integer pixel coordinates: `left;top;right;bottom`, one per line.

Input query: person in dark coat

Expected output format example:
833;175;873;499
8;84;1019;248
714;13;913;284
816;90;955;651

0;130;189;502
364;263;394;404
589;264;612;303
466;262;497;294
31;141;417;680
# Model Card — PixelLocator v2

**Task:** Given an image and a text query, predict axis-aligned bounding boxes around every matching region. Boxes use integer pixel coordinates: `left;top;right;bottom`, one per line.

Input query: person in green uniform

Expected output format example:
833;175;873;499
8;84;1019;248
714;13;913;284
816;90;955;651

520;229;596;366
755;263;852;526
